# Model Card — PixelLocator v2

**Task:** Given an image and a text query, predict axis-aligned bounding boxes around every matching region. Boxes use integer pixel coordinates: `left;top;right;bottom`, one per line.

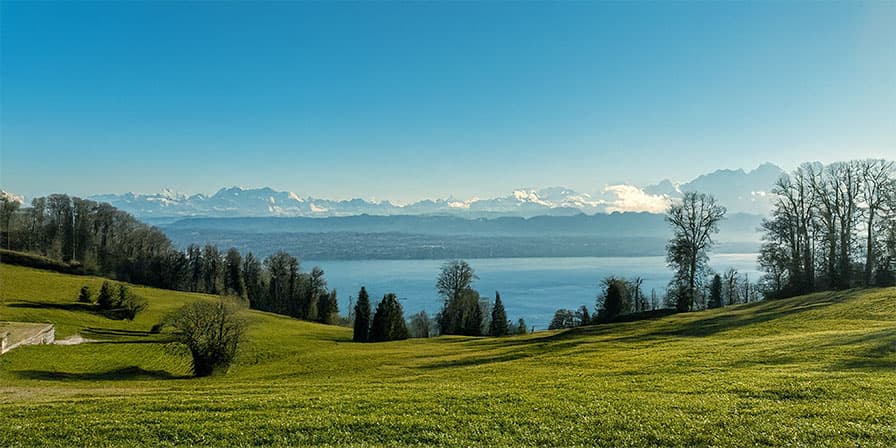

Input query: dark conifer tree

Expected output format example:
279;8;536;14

223;248;245;298
316;290;339;324
708;274;723;309
202;244;222;295
599;279;624;322
242;252;265;309
370;293;408;342
466;291;484;336
187;244;203;292
488;291;508;337
353;287;371;342
326;290;339;322
316;293;330;323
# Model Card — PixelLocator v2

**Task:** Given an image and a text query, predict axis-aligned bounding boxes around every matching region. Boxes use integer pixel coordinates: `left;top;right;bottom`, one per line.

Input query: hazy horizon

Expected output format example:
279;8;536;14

6;160;780;203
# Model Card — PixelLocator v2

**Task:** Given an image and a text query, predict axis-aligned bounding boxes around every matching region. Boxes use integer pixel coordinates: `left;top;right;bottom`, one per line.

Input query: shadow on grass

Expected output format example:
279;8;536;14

14;366;190;381
418;291;862;371
6;300;136;321
829;328;896;371
618;292;849;340
7;300;98;313
80;327;176;344
83;327;155;336
512;290;852;347
417;352;532;370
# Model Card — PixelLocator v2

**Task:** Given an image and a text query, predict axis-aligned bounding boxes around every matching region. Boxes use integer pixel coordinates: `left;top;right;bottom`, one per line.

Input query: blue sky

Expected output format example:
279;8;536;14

1;2;893;202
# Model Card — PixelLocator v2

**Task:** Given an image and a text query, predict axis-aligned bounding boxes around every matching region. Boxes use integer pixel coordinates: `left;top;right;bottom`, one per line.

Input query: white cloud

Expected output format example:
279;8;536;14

0;190;24;204
601;184;670;213
512;189;551;206
448;196;480;209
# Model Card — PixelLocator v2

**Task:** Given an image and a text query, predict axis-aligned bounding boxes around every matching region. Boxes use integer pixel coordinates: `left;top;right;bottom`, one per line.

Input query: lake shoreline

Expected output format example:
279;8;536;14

304;254;761;330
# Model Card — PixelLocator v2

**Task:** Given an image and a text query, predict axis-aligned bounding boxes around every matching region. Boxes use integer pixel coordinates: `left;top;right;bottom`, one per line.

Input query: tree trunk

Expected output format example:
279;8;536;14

865;213;875;287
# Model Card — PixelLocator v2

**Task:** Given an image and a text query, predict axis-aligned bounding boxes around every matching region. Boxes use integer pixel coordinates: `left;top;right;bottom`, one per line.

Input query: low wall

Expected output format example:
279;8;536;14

0;323;55;355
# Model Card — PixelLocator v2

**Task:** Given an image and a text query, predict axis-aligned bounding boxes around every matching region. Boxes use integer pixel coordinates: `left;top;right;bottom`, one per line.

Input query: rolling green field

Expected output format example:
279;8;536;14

1;263;894;447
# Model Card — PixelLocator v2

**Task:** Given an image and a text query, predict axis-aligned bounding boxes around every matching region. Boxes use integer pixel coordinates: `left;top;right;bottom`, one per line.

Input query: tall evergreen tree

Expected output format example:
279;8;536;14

598;278;625;322
708;274;723;309
286;256;301;317
466;290;484;336
264;251;296;315
316;289;339;324
223;248;245;298
488;291;508;336
353;287;371;342
370;293;408;342
242;252;265;309
187;244;203;292
202;244;223;295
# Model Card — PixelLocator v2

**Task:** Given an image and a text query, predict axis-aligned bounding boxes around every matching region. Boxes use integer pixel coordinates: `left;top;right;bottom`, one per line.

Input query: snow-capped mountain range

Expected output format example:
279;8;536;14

10;163;785;219
89;186;603;219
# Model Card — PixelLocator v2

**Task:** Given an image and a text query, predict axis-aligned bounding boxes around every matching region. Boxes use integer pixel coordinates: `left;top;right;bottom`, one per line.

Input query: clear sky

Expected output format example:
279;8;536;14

1;1;894;202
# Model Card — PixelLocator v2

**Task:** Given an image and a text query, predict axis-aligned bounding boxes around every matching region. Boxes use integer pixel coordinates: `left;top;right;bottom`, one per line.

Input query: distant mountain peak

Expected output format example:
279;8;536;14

83;164;782;219
752;162;785;175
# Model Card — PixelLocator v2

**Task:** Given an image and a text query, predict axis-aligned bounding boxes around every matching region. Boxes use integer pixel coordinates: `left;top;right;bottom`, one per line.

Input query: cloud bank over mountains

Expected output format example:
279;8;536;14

601;184;670;214
6;164;785;219
0;190;25;204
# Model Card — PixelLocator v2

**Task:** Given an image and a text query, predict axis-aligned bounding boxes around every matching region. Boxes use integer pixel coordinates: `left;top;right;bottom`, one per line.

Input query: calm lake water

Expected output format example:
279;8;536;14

306;254;760;330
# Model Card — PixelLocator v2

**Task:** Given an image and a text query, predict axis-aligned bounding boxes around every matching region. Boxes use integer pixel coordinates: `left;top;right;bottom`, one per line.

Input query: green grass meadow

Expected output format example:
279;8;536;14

1;264;894;447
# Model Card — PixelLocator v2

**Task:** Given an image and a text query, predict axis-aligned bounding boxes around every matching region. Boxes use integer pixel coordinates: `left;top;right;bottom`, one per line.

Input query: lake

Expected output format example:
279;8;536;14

305;254;761;330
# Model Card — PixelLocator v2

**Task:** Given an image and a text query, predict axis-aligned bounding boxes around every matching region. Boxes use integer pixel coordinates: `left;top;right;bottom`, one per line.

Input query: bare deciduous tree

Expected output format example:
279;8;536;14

761;159;895;297
666;192;726;312
859;159;896;286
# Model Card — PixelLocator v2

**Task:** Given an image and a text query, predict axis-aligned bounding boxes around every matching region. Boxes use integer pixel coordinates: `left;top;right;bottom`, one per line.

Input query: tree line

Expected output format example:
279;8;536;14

351;260;529;342
548;159;894;330
0;194;339;324
0;195;530;341
1;194;174;286
759;159;895;297
432;260;527;337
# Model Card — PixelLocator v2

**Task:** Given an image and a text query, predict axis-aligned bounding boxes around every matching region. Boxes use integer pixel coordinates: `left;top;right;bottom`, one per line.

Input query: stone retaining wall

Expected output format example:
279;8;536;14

0;324;55;355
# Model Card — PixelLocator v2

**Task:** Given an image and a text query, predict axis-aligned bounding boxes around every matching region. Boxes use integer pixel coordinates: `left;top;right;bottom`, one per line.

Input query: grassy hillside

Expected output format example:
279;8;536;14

1;264;894;447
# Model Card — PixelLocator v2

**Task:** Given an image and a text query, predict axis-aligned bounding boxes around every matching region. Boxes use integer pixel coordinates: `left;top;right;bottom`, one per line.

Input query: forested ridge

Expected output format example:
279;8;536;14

0;194;339;324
